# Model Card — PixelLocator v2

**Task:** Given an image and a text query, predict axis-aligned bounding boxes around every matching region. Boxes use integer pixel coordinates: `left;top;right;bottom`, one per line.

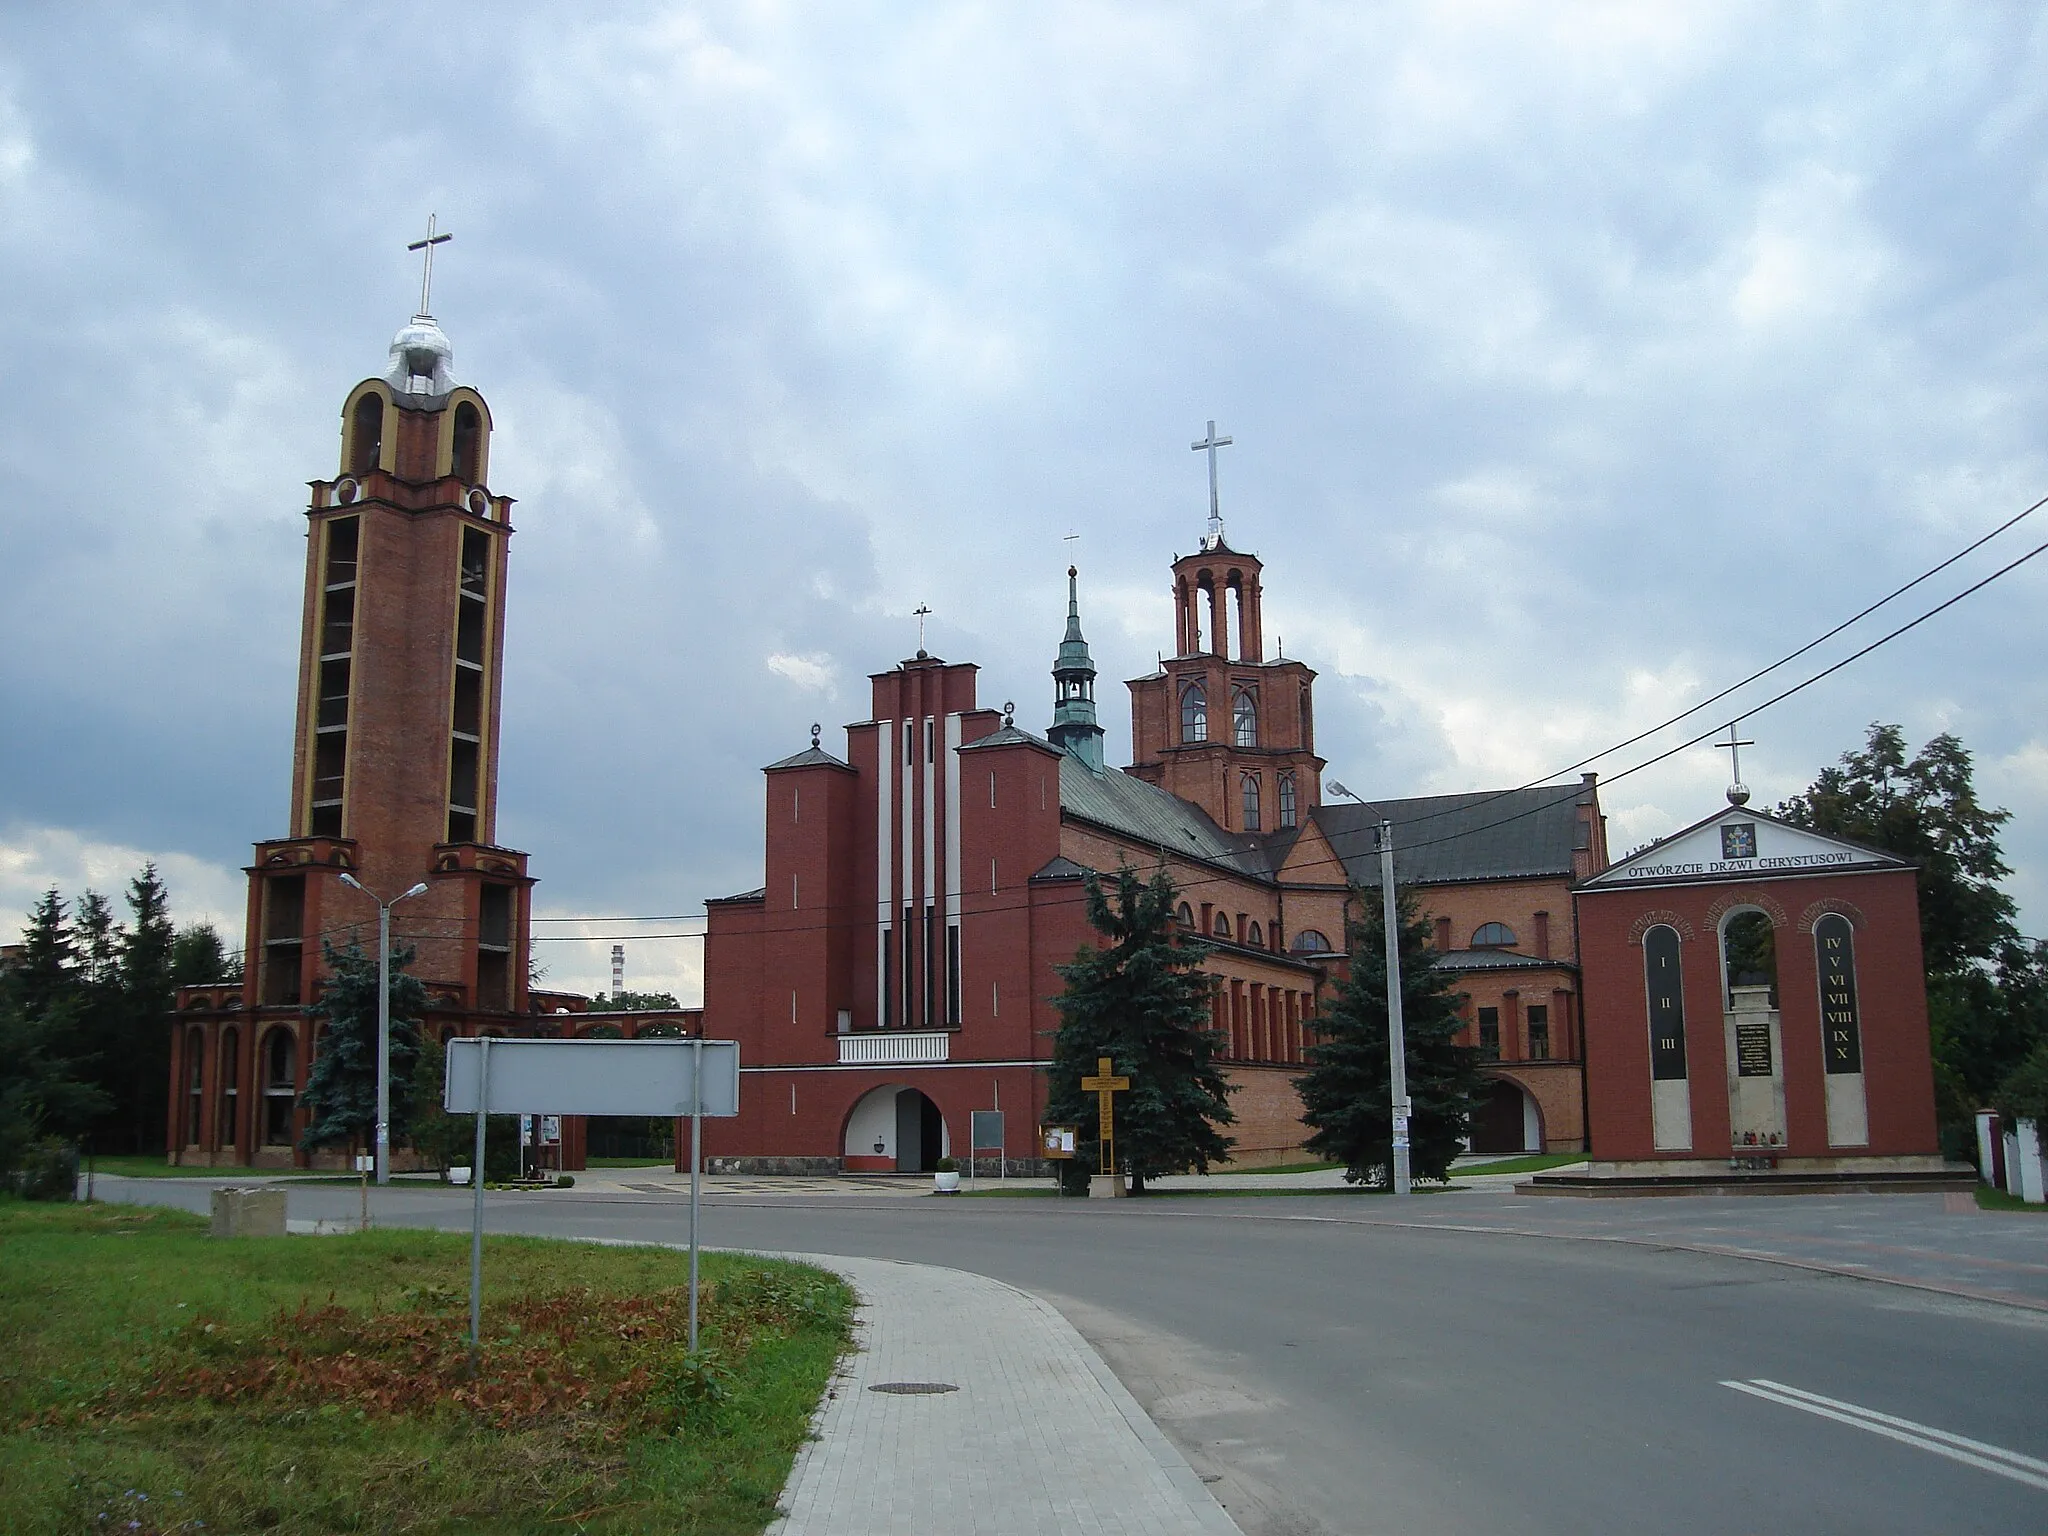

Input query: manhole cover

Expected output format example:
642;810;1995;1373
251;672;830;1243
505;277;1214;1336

868;1381;958;1395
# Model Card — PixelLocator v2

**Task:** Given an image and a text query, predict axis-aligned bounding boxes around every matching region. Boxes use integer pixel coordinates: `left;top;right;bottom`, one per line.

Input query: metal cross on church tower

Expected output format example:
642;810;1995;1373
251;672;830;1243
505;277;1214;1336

1192;419;1233;550
1717;721;1756;806
913;604;932;655
408;214;453;316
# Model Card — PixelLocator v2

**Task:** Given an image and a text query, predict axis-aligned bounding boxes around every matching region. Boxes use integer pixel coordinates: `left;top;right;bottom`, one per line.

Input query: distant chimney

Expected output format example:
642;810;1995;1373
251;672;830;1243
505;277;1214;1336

611;944;625;1001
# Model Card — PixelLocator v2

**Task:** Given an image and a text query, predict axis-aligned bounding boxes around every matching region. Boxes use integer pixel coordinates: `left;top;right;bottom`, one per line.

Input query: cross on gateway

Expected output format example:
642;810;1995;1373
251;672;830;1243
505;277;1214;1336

1716;721;1756;789
1191;420;1233;547
913;604;933;652
1078;1055;1130;1176
408;213;453;315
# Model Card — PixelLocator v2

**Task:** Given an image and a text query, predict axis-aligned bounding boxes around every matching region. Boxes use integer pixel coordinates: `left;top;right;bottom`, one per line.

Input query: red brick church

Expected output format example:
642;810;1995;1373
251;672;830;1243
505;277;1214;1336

700;505;1612;1171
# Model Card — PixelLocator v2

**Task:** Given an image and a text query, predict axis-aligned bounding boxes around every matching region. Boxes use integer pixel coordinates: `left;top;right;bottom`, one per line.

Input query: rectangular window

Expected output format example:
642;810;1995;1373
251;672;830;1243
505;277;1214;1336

923;906;936;1026
477;883;512;1011
882;930;895;1027
448;737;479;813
452;666;482;736
925;719;935;762
324;516;359;587
459;527;489;596
1478;1006;1500;1061
1527;1004;1550;1061
320;585;355;658
947;925;961;1025
455;597;485;665
902;908;914;1026
317;657;351;730
990;771;997;808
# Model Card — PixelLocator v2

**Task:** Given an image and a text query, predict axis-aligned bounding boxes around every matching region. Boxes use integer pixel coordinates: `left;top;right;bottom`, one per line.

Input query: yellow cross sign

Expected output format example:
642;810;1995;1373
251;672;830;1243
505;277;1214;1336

1078;1055;1130;1175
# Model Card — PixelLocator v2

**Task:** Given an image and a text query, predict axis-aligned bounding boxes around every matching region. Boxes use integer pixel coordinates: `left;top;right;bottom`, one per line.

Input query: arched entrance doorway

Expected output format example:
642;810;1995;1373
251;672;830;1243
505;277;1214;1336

1470;1077;1541;1154
844;1084;949;1173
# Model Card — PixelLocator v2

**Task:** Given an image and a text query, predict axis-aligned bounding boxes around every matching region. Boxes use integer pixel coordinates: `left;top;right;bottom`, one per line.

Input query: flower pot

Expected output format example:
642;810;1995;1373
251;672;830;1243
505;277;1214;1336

933;1170;961;1194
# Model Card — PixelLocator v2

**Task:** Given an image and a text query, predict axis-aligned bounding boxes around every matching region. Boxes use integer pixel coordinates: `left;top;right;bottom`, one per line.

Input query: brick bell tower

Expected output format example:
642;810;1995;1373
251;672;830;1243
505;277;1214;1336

168;239;538;1166
1126;425;1324;835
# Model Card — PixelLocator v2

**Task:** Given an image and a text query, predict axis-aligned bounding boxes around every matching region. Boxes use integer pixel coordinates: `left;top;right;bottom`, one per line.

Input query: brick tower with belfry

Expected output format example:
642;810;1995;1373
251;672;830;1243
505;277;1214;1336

1125;422;1325;835
167;223;545;1167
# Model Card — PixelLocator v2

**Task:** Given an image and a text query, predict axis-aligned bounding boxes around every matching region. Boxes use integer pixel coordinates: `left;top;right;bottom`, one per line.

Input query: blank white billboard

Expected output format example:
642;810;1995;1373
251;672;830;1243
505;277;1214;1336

443;1037;739;1118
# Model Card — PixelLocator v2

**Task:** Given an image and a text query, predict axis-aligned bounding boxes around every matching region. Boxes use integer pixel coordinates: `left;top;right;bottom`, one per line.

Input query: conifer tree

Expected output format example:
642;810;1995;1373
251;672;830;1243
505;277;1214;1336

1296;886;1482;1186
1045;866;1234;1193
300;937;427;1156
8;890;78;1023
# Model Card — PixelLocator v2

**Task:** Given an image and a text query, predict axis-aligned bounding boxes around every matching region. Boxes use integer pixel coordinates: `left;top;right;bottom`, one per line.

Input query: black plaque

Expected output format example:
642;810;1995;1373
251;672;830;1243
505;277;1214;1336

1720;822;1758;860
1815;915;1862;1074
1735;1015;1774;1078
1644;926;1688;1081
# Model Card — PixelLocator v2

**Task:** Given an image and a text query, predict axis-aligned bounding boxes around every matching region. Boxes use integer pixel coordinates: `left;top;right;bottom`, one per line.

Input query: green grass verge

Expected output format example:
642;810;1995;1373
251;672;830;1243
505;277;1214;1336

1215;1159;1342;1175
1975;1185;2048;1213
0;1200;852;1534
85;1156;329;1180
1449;1153;1590;1178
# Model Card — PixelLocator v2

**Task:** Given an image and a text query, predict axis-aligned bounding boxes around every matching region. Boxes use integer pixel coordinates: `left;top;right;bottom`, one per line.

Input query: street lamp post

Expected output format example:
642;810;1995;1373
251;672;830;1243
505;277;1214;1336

1327;782;1412;1196
338;873;429;1185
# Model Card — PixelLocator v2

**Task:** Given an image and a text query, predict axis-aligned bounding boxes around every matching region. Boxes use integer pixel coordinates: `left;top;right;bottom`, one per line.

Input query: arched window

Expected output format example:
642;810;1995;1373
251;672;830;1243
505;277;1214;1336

452;401;483;483
185;1030;205;1146
1212;912;1232;938
1278;773;1297;830
1232;688;1258;747
1472;922;1517;948
1813;914;1863;1074
348;393;383;474
1247;921;1264;947
1290;929;1332;953
1176;902;1195;928
1644;925;1687;1082
218;1027;239;1146
1241;773;1261;831
261;1028;297;1146
1180;682;1207;743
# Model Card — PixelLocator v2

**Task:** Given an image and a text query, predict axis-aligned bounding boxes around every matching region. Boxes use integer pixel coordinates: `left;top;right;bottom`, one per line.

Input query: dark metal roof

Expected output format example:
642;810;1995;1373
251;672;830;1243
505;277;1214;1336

763;746;852;772
958;723;1059;753
1431;947;1574;973
1313;785;1589;888
707;887;766;905
1058;758;1275;879
1031;855;1095;881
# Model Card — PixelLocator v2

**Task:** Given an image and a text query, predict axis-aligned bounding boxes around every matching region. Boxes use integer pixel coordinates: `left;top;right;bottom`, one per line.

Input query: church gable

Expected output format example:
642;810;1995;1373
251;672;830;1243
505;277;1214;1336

1276;818;1345;885
1581;806;1909;891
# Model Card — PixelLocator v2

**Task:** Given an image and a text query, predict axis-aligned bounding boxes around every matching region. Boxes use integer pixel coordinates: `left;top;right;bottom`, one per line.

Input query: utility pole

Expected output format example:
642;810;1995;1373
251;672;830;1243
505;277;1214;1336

1328;783;1412;1196
339;874;429;1185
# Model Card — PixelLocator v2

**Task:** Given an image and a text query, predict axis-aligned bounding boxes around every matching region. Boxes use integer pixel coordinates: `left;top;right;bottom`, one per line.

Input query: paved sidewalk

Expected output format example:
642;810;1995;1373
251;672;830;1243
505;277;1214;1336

764;1252;1241;1536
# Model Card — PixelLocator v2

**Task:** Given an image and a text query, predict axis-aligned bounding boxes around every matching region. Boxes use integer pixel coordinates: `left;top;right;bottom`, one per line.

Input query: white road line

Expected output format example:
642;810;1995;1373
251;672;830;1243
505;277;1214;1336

1722;1379;2048;1493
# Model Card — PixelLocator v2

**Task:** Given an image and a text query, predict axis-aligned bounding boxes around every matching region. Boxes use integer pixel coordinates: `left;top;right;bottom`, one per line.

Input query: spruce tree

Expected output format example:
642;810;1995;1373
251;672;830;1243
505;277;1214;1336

170;922;241;987
8;890;78;1023
1044;866;1234;1193
1296;886;1481;1186
300;937;427;1156
115;866;177;1152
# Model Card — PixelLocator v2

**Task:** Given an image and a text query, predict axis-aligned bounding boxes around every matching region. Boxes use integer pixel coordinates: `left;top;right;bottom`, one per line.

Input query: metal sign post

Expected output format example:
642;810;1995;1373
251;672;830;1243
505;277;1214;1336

468;1036;490;1373
688;1038;704;1353
444;1036;740;1372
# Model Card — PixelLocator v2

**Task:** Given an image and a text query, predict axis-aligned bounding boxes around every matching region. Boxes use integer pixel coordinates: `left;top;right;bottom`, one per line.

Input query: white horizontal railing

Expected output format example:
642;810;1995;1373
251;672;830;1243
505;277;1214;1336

837;1031;951;1065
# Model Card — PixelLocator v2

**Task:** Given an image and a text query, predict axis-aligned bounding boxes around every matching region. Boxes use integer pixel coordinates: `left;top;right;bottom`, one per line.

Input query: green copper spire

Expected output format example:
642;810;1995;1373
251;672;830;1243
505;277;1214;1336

1048;564;1104;771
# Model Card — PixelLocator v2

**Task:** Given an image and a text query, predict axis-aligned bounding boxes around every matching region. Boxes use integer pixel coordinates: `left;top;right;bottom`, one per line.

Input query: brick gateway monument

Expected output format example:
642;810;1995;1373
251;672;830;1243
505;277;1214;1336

1555;793;1961;1192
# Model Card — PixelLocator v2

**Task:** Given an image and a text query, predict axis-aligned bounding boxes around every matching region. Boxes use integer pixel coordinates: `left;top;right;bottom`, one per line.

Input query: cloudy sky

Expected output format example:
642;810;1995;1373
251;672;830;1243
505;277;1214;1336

4;3;2046;1000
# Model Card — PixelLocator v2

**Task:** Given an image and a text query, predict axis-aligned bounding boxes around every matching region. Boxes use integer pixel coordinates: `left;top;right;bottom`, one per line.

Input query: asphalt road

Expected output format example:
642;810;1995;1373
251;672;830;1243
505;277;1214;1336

101;1179;2048;1534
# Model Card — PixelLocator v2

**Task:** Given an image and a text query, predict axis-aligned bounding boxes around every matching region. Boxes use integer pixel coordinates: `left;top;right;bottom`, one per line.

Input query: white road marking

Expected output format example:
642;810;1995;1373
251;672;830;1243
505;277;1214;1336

1722;1378;2048;1493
